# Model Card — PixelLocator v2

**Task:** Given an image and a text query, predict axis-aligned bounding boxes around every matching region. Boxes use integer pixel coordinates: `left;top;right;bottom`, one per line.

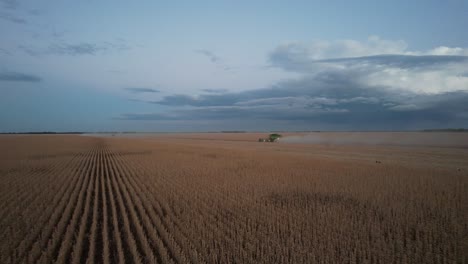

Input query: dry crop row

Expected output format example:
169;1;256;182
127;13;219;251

0;138;186;263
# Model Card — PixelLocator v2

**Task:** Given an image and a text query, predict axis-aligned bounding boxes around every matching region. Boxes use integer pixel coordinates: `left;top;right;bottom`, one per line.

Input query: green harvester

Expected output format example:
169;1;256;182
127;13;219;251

258;133;282;142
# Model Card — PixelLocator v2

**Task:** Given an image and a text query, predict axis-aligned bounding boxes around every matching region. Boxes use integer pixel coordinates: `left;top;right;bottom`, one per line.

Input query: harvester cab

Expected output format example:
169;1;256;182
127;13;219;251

258;133;282;142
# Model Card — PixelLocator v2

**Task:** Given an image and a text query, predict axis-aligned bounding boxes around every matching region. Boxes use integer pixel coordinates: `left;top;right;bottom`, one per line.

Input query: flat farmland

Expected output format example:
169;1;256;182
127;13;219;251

0;133;467;263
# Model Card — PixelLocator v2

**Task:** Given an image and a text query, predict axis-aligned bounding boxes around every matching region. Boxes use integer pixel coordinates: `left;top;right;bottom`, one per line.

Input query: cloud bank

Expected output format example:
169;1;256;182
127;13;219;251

120;36;468;130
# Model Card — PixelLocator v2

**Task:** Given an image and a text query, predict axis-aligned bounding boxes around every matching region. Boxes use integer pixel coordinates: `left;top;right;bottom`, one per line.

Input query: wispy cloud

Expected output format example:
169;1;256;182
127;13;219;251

19;39;132;57
0;0;19;10
0;0;28;24
17;44;40;56
124;87;160;93
103;39;131;51
201;88;229;93
0;12;26;24
0;48;11;55
195;49;233;71
117;113;175;121
195;49;221;63
0;71;42;82
28;9;42;16
49;43;106;56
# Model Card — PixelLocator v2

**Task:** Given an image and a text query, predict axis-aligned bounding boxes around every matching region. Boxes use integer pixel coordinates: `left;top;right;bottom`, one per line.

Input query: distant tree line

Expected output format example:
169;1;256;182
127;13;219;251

0;132;85;134
422;128;468;132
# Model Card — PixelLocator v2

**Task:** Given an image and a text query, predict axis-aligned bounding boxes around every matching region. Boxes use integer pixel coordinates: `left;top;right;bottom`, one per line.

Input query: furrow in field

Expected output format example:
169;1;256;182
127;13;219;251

79;146;102;264
111;150;177;263
112;150;195;263
85;146;104;264
68;145;99;264
32;148;97;264
106;148;153;263
99;149;111;264
12;149;94;264
103;147;127;264
52;148;97;263
106;148;144;263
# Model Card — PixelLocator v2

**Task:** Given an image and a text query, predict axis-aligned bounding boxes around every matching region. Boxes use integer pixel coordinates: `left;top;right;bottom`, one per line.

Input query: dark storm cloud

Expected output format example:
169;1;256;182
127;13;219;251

121;90;468;130
316;55;468;69
269;45;468;72
128;68;468;129
122;41;468;129
124;87;160;93
0;71;41;82
162;96;457;127
152;74;388;108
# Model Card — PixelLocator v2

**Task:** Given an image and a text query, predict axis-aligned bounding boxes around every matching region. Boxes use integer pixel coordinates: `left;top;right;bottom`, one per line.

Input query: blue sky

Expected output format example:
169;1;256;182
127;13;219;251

1;0;467;132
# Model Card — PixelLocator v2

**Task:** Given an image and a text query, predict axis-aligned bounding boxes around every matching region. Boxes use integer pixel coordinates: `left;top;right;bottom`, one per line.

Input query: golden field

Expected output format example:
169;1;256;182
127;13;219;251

0;133;467;263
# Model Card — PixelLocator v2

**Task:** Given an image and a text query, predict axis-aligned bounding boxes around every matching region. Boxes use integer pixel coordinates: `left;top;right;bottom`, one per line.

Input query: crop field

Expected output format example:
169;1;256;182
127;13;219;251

0;134;467;263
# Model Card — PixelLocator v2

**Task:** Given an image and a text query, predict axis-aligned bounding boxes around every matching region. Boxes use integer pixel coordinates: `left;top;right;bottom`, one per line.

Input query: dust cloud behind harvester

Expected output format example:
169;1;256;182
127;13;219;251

279;132;468;148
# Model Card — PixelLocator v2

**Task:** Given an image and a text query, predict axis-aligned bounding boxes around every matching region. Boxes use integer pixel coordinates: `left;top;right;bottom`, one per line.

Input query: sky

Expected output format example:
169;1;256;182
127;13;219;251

1;0;468;132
